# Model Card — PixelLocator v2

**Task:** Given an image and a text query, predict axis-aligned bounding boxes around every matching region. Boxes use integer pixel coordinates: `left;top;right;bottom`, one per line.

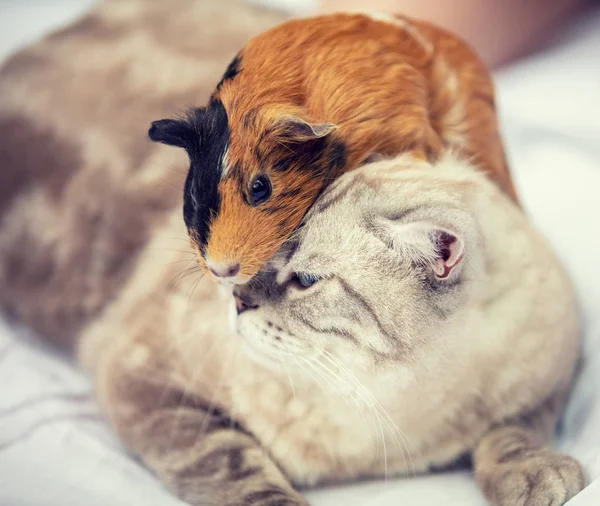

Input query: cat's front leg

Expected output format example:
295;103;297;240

94;352;307;506
473;424;585;506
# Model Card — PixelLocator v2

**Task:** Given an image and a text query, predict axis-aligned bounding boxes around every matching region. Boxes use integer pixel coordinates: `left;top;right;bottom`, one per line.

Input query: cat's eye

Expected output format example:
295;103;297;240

294;272;320;288
250;175;272;206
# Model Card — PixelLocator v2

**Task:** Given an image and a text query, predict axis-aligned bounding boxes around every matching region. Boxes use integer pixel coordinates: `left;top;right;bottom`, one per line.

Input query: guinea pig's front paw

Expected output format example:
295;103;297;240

478;452;586;506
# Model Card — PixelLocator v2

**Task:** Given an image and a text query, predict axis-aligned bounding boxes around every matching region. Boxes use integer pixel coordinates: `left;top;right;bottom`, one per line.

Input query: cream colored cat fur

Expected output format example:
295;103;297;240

75;153;584;506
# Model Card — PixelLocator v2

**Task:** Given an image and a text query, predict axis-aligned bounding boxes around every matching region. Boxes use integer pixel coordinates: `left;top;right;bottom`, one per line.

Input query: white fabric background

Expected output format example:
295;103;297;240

0;1;599;505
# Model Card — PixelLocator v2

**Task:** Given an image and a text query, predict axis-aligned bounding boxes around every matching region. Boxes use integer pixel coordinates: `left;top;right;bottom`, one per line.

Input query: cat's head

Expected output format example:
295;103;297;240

230;154;483;377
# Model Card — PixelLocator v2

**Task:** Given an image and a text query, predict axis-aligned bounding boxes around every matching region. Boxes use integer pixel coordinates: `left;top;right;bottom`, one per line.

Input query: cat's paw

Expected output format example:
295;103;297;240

478;452;586;506
243;498;307;506
238;490;308;506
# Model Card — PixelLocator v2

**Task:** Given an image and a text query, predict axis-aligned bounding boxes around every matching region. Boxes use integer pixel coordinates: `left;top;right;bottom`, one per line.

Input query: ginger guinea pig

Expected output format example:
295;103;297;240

149;12;517;285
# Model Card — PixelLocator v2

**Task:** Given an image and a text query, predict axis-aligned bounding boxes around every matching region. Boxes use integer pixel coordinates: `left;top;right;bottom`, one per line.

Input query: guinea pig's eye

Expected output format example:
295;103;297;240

293;272;320;289
250;175;272;206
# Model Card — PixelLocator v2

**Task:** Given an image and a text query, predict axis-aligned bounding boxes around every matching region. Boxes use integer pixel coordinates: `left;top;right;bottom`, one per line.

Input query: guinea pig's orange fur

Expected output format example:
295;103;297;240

153;13;516;283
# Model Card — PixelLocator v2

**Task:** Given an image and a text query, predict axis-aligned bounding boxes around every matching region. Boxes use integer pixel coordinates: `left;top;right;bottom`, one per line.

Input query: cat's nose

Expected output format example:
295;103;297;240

208;262;240;279
233;291;258;315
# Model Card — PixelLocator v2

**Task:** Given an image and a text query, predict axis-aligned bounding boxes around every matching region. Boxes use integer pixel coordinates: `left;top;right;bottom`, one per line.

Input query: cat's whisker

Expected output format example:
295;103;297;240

321;351;414;465
296;355;379;461
292;354;371;460
295;356;378;464
294;356;334;397
280;357;296;400
313;353;390;480
311;355;387;476
320;350;416;478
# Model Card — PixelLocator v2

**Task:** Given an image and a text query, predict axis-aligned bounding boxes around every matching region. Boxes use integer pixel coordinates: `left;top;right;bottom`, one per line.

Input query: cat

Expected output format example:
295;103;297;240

73;152;583;505
149;11;517;286
0;1;584;504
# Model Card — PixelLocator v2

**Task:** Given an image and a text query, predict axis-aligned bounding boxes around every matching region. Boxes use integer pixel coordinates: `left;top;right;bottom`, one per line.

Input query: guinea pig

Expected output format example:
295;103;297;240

148;12;517;285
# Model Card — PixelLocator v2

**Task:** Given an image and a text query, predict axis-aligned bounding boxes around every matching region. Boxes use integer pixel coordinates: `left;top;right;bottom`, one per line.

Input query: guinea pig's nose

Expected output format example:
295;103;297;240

233;291;258;315
208;262;240;279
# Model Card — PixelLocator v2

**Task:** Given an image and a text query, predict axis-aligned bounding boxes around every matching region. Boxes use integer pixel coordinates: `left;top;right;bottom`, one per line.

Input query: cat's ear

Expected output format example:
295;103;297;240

383;221;465;280
273;115;337;144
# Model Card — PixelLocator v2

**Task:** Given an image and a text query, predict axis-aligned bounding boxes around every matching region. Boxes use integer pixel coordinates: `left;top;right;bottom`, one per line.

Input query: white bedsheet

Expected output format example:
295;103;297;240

1;2;599;505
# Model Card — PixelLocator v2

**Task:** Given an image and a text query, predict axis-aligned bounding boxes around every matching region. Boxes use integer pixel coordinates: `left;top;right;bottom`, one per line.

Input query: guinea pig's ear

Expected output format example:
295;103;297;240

273;115;337;144
383;221;465;281
149;106;206;151
148;118;194;149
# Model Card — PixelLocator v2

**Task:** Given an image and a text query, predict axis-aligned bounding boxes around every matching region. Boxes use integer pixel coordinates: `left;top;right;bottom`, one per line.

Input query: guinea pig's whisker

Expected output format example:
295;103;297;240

150;247;196;255
167;266;202;290
187;274;205;302
163;236;196;243
168;258;199;265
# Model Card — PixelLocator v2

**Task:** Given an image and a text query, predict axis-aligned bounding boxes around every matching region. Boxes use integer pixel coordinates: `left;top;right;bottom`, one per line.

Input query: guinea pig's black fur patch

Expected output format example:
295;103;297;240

149;100;230;253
